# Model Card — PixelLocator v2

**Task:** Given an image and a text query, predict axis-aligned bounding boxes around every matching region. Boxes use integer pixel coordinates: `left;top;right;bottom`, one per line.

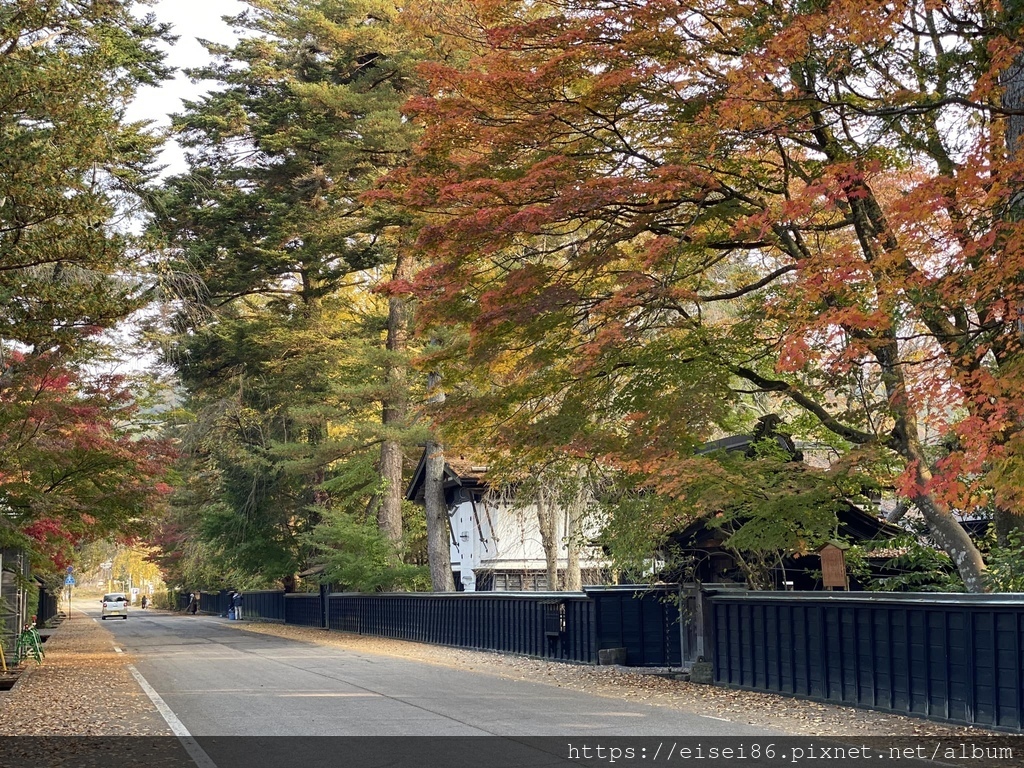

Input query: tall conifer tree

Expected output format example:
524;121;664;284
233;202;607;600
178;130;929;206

153;0;430;587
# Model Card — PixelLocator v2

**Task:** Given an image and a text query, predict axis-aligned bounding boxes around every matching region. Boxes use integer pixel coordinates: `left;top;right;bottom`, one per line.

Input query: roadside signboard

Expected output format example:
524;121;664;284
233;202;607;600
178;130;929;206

818;541;849;589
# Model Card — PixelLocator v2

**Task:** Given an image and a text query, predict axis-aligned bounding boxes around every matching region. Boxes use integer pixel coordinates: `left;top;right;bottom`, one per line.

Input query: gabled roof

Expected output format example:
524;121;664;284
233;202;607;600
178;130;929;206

405;449;489;502
678;426;900;547
695;434;756;454
670;500;904;551
696;433;798;456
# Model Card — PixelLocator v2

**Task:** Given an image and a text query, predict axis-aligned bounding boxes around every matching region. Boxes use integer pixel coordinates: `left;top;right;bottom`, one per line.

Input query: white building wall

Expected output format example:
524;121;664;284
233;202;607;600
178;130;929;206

449;497;606;590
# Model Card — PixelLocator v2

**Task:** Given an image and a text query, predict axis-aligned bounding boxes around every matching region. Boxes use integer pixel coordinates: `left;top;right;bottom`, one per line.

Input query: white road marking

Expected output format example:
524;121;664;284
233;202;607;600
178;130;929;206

127;665;218;768
277;692;380;698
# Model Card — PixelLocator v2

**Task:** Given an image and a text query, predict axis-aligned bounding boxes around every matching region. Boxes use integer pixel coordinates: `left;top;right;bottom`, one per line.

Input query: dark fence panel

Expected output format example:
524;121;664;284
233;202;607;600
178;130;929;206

36;586;58;626
327;592;598;663
285;594;324;627
242;590;286;622
586;586;682;667
709;591;1024;732
199;590;230;616
176;584;690;668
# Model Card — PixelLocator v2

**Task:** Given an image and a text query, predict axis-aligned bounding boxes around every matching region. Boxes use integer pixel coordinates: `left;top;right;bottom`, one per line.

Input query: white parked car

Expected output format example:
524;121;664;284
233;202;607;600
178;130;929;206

101;593;128;620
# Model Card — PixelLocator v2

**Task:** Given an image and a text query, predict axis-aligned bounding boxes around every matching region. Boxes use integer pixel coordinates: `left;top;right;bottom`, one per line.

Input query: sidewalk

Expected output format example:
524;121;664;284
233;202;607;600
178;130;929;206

0;615;169;735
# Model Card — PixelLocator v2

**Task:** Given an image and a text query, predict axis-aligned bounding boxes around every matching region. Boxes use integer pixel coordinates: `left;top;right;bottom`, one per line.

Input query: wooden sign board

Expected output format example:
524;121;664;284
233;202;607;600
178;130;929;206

818;542;849;589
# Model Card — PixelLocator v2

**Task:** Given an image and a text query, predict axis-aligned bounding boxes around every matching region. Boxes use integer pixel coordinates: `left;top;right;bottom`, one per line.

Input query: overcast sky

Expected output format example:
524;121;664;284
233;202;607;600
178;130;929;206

126;0;248;173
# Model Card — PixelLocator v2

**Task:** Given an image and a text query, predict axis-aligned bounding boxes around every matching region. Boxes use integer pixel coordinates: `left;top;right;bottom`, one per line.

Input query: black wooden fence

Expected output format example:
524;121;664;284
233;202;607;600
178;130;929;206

591;585;684;667
285;593;323;627
176;585;683;667
200;590;230;616
178;590;286;621
708;590;1024;732
329;592;598;662
36;586;58;626
243;590;286;622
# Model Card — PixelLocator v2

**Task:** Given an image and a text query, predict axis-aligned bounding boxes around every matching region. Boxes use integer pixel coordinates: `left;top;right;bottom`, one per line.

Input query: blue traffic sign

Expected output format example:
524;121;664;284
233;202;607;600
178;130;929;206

64;575;75;586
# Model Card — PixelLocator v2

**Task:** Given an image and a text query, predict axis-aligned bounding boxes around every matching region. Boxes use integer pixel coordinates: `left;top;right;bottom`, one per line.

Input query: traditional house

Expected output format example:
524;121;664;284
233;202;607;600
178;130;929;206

668;501;904;589
405;416;918;593
405;453;611;591
670;417;916;589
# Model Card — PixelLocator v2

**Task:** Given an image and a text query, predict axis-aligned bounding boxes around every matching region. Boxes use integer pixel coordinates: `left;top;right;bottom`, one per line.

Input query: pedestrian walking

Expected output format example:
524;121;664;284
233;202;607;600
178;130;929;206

187;592;199;615
232;590;243;620
141;595;148;609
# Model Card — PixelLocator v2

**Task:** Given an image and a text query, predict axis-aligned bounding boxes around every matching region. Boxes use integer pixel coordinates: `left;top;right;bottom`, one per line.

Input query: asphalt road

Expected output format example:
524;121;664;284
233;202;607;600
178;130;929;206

91;607;778;738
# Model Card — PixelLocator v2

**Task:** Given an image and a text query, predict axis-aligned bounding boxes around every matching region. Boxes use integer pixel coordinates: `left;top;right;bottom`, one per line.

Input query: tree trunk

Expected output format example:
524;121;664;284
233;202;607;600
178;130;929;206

789;84;993;585
563;489;583;592
378;252;412;544
536;484;560;590
904;445;988;592
915;491;988;593
423;370;454;591
378;441;404;543
885;500;910;524
423;437;454;591
307;421;328;526
858;296;988;590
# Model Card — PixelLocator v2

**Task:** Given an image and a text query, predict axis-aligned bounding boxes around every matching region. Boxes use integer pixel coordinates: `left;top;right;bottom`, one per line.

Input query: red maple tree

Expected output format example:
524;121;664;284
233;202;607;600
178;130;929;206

389;0;1024;590
0;351;174;572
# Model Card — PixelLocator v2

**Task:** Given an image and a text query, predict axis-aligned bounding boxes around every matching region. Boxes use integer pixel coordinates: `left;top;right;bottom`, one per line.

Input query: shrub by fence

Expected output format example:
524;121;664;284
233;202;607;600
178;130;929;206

708;590;1024;732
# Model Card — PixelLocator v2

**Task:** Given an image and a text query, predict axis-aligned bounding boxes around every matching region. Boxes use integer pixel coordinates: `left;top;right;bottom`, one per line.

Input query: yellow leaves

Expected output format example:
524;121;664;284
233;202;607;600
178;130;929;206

111;545;163;587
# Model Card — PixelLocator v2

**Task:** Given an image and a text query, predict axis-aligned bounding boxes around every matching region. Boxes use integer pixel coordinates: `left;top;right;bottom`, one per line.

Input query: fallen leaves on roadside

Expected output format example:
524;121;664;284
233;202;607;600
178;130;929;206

0;617;171;736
